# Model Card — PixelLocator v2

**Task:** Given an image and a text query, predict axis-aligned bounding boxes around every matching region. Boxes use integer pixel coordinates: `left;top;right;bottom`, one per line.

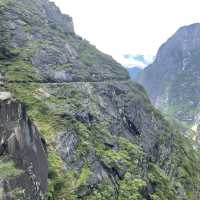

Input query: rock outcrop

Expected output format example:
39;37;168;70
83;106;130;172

0;92;48;199
0;0;200;200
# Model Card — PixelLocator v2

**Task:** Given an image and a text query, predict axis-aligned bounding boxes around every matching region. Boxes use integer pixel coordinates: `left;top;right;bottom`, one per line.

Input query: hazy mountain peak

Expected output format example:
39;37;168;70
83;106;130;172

137;23;200;144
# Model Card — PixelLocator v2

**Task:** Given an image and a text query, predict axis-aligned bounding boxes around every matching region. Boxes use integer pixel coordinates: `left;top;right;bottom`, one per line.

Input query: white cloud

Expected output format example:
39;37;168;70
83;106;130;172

118;54;154;69
144;55;155;65
52;0;200;66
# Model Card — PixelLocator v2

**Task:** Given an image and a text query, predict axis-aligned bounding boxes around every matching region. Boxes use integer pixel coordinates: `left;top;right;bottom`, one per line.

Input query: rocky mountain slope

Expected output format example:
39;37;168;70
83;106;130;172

137;23;200;143
0;0;200;199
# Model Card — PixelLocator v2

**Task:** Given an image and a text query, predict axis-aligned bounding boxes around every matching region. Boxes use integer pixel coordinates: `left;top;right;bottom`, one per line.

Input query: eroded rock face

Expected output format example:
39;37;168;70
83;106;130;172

0;95;48;200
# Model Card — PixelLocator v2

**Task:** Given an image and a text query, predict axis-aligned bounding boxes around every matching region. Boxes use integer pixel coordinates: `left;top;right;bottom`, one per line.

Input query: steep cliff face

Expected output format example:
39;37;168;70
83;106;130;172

137;23;200;141
0;92;48;199
0;0;200;199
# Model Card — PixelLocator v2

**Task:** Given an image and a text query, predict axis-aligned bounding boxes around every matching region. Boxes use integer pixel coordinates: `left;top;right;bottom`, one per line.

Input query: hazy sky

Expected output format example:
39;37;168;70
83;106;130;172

52;0;200;67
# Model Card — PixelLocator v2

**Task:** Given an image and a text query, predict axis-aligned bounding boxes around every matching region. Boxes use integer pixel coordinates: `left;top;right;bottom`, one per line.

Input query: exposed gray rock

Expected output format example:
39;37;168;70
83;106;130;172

0;92;12;101
44;1;74;34
56;130;78;164
0;97;48;199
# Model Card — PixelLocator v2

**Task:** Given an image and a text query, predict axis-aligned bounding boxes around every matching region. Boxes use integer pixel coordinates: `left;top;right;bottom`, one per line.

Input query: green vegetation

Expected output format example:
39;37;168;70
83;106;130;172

0;157;24;179
48;151;76;200
76;163;90;187
1;79;199;200
171;134;200;200
118;175;146;200
148;163;177;200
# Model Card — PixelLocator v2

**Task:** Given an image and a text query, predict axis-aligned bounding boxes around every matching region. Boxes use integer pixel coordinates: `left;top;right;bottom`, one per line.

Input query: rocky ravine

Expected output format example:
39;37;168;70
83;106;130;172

0;0;200;199
0;92;48;200
137;23;200;143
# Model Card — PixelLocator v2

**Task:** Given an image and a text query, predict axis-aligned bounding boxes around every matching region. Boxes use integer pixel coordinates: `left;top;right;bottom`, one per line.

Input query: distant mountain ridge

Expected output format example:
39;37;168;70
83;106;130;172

122;54;153;79
127;67;142;80
137;23;200;143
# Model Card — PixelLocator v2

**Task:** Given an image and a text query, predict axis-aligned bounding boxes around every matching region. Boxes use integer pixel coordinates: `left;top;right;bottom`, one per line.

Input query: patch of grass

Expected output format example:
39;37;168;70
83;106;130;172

76;163;90;187
148;163;177;200
0;157;24;179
